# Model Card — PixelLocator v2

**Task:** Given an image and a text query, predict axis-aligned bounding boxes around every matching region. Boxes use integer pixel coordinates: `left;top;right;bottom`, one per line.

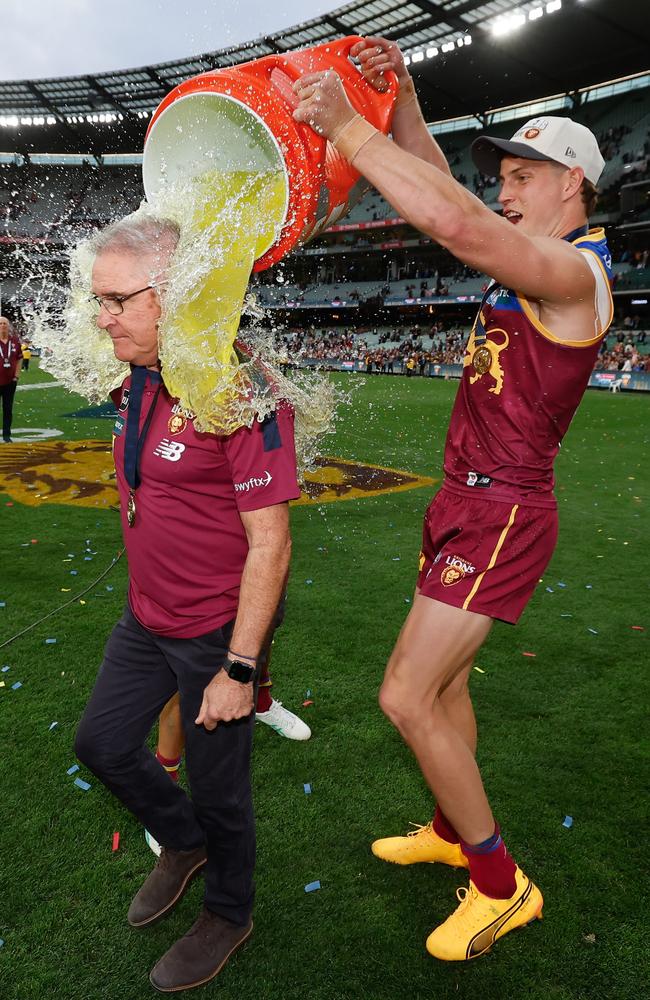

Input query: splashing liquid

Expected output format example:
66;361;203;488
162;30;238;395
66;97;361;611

159;167;287;434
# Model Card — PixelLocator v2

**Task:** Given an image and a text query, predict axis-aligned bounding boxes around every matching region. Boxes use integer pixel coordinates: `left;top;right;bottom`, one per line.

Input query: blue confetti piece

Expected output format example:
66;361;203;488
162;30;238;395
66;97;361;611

0;601;6;608
305;579;313;585
0;938;4;947
1;665;9;672
45;638;57;644
305;689;311;698
74;777;91;791
304;880;321;893
560;613;573;618
11;681;22;690
585;585;593;590
557;582;567;588
84;557;93;561
67;764;79;775
70;570;78;576
49;721;58;731
392;557;401;561
587;628;599;635
545;587;554;593
106;585;114;591
562;816;573;829
304;783;312;795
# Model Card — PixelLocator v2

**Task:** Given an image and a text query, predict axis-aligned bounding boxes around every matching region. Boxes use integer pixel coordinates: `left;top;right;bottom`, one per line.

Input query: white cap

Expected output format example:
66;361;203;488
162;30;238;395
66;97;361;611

471;116;605;185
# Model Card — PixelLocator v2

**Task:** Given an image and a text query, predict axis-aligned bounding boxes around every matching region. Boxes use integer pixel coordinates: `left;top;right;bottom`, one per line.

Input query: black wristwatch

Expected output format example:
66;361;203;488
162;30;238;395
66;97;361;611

223;659;256;684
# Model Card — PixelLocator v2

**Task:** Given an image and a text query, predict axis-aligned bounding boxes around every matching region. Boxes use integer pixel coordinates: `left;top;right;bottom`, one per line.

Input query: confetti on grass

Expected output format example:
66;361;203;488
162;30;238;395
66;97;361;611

587;628;599;635
473;666;485;674
67;764;79;775
11;682;22;690
304;881;321;893
632;626;644;631
112;832;120;852
302;700;314;707
562;816;573;829
49;722;58;731
522;652;537;658
45;638;57;644
303;783;312;795
74;777;91;791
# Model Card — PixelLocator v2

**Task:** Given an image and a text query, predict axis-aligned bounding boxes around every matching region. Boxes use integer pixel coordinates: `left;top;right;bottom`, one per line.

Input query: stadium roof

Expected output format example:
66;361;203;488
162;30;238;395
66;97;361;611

0;0;647;155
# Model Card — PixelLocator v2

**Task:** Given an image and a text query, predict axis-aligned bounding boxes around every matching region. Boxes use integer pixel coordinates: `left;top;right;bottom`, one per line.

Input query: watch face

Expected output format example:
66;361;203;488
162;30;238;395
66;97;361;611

226;659;255;683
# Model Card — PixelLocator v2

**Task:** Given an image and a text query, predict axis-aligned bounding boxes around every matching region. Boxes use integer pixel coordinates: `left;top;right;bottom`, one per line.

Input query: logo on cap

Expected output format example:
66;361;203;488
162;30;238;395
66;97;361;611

565;146;576;158
524;128;540;140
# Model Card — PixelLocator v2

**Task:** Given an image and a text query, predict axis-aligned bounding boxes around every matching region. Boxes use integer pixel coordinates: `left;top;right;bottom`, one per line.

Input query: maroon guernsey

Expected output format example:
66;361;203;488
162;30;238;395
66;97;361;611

443;228;613;509
111;372;301;638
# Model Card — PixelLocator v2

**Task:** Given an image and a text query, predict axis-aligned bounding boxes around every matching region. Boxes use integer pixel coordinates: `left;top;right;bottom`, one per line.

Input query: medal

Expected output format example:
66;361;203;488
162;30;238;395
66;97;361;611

472;345;492;375
127;490;136;528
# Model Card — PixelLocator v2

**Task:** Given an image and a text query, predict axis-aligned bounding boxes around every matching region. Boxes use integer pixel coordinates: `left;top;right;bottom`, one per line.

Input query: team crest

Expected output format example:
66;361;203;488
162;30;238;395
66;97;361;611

463;325;510;395
441;565;465;587
168;412;187;435
524;128;540;140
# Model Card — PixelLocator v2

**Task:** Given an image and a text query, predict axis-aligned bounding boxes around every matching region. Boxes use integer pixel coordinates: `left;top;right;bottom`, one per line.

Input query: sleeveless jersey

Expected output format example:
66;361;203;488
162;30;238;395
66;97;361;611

442;228;613;509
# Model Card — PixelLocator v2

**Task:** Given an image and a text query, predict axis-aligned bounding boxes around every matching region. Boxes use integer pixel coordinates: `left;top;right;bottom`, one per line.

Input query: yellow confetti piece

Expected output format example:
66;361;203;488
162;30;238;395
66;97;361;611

0;681;5;688
473;666;485;674
60;588;71;592
79;600;86;605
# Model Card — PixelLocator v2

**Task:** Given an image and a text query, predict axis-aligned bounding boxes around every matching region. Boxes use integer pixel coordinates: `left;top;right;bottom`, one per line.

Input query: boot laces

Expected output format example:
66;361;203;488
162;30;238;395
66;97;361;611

449;884;483;932
406;821;433;838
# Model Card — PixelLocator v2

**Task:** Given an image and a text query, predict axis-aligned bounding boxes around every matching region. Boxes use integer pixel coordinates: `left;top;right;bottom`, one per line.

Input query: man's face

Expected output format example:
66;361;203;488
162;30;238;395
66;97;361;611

91;250;161;366
497;157;573;235
0;318;10;340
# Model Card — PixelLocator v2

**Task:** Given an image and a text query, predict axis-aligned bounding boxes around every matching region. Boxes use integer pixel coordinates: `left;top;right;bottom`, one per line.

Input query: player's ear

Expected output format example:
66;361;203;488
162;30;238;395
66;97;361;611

563;166;584;201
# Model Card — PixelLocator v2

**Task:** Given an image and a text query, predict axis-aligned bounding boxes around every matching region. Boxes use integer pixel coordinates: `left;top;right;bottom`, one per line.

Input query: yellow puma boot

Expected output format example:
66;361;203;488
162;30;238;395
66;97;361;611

426;866;543;961
371;822;468;869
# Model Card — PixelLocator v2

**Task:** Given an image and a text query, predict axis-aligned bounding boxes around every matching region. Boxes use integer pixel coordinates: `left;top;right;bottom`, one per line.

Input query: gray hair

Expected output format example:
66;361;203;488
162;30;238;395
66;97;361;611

90;215;180;274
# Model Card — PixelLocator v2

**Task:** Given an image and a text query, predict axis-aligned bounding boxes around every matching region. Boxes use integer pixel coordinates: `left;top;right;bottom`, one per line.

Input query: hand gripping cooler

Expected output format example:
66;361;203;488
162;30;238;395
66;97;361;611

142;36;397;271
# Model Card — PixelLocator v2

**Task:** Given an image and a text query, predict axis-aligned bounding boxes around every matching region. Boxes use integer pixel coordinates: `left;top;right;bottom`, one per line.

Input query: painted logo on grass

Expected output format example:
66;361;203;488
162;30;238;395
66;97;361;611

0;440;435;508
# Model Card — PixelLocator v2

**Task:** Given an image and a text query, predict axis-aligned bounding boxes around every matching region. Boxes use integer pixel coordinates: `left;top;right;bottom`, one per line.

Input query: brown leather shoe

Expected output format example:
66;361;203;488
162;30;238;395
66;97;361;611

149;907;253;992
127;846;207;928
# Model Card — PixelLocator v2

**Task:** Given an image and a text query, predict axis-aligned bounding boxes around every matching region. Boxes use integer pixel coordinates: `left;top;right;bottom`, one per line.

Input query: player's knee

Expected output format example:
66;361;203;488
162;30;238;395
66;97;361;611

379;675;420;730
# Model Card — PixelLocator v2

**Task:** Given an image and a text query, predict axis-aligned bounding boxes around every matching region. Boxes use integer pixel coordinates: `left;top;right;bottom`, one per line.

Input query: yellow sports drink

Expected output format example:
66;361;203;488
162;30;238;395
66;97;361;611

158;167;287;432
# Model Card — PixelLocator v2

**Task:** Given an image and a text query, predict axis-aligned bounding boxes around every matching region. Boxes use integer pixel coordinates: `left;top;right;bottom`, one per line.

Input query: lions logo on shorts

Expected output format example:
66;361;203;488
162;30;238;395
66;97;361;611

441;565;465;587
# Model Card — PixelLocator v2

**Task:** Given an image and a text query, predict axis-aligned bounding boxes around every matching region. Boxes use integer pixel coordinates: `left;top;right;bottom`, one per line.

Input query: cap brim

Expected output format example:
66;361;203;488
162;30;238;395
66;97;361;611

471;136;555;177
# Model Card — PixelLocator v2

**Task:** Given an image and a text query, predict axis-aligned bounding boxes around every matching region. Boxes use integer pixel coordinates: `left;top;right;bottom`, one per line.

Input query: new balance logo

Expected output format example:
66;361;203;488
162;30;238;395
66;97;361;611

234;471;273;493
154;439;186;462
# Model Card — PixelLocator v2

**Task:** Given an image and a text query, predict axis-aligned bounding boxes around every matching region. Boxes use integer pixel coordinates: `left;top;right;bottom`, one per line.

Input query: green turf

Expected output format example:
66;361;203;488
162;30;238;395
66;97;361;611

0;364;648;1000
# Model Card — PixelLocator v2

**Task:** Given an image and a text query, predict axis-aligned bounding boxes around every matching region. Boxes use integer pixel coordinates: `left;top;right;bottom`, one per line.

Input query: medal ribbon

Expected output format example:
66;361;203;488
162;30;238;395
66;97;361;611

123;366;163;493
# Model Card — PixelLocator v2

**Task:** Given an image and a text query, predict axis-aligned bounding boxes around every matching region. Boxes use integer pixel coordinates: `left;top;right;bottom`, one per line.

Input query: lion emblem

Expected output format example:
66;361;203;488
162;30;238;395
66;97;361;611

463;324;510;395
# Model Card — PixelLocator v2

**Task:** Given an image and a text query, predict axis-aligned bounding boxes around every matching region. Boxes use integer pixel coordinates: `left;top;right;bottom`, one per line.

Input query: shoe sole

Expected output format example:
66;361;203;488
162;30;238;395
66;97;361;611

128;858;207;929
149;921;253;992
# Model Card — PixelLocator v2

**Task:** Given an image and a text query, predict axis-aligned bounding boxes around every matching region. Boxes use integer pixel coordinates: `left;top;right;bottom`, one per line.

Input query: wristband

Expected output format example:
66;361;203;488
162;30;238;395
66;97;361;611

331;113;380;164
227;648;256;664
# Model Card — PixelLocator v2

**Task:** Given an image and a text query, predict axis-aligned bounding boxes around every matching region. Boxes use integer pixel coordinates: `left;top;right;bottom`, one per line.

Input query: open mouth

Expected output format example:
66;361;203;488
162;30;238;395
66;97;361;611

504;210;523;224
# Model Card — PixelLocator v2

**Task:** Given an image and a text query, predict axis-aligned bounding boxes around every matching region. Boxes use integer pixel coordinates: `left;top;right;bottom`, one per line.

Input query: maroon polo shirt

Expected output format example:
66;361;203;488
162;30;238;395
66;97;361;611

0;336;22;386
111;372;301;638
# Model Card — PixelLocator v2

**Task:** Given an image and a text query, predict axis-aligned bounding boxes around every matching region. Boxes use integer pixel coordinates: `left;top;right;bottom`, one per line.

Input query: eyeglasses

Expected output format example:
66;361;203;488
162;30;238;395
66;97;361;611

89;284;154;316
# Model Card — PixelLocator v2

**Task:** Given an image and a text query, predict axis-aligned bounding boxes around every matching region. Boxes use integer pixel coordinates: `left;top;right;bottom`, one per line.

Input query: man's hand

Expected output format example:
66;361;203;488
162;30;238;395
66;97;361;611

293;70;357;141
350;36;410;92
195;669;254;732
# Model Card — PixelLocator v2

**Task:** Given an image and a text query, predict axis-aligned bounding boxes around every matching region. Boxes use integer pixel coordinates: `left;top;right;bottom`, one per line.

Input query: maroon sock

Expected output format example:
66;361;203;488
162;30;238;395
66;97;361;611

432;806;460;844
156;751;181;783
256;686;273;713
460;825;517;899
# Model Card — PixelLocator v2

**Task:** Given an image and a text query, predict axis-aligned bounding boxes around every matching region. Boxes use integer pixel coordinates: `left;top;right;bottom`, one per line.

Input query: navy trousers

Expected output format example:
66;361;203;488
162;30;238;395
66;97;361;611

75;604;256;925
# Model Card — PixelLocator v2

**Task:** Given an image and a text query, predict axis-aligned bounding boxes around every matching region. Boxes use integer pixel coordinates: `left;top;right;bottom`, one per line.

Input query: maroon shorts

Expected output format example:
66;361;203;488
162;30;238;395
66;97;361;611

416;487;558;624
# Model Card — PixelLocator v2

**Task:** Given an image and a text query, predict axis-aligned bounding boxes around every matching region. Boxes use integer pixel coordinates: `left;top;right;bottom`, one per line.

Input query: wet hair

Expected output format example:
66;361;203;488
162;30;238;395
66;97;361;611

90;215;180;278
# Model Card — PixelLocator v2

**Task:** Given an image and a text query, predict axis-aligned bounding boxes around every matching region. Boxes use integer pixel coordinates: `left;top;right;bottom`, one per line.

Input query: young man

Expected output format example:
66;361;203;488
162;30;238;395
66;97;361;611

75;215;301;991
293;39;612;961
0;315;22;442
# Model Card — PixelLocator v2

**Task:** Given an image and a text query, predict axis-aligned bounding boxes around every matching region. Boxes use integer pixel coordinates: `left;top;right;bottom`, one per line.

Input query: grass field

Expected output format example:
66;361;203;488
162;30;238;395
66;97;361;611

0;363;647;1000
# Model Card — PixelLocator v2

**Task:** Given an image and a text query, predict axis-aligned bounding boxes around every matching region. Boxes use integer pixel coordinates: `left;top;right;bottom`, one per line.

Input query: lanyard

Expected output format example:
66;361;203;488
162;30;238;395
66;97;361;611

123;366;162;527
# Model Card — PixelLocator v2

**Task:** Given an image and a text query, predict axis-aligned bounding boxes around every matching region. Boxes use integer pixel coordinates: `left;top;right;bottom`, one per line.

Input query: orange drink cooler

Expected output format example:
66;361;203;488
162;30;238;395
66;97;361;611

142;36;397;270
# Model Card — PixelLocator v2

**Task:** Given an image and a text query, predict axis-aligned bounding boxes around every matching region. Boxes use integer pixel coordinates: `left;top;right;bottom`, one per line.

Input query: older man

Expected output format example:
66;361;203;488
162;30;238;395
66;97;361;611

74;216;301;991
0;315;22;442
294;40;612;961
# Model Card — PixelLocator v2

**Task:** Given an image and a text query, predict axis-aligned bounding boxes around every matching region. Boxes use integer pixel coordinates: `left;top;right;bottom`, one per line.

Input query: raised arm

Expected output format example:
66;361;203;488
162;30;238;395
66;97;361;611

351;37;452;176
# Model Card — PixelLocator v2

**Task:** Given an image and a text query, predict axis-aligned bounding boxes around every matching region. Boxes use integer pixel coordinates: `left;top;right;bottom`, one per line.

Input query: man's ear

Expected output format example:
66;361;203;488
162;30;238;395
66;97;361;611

563;166;585;202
